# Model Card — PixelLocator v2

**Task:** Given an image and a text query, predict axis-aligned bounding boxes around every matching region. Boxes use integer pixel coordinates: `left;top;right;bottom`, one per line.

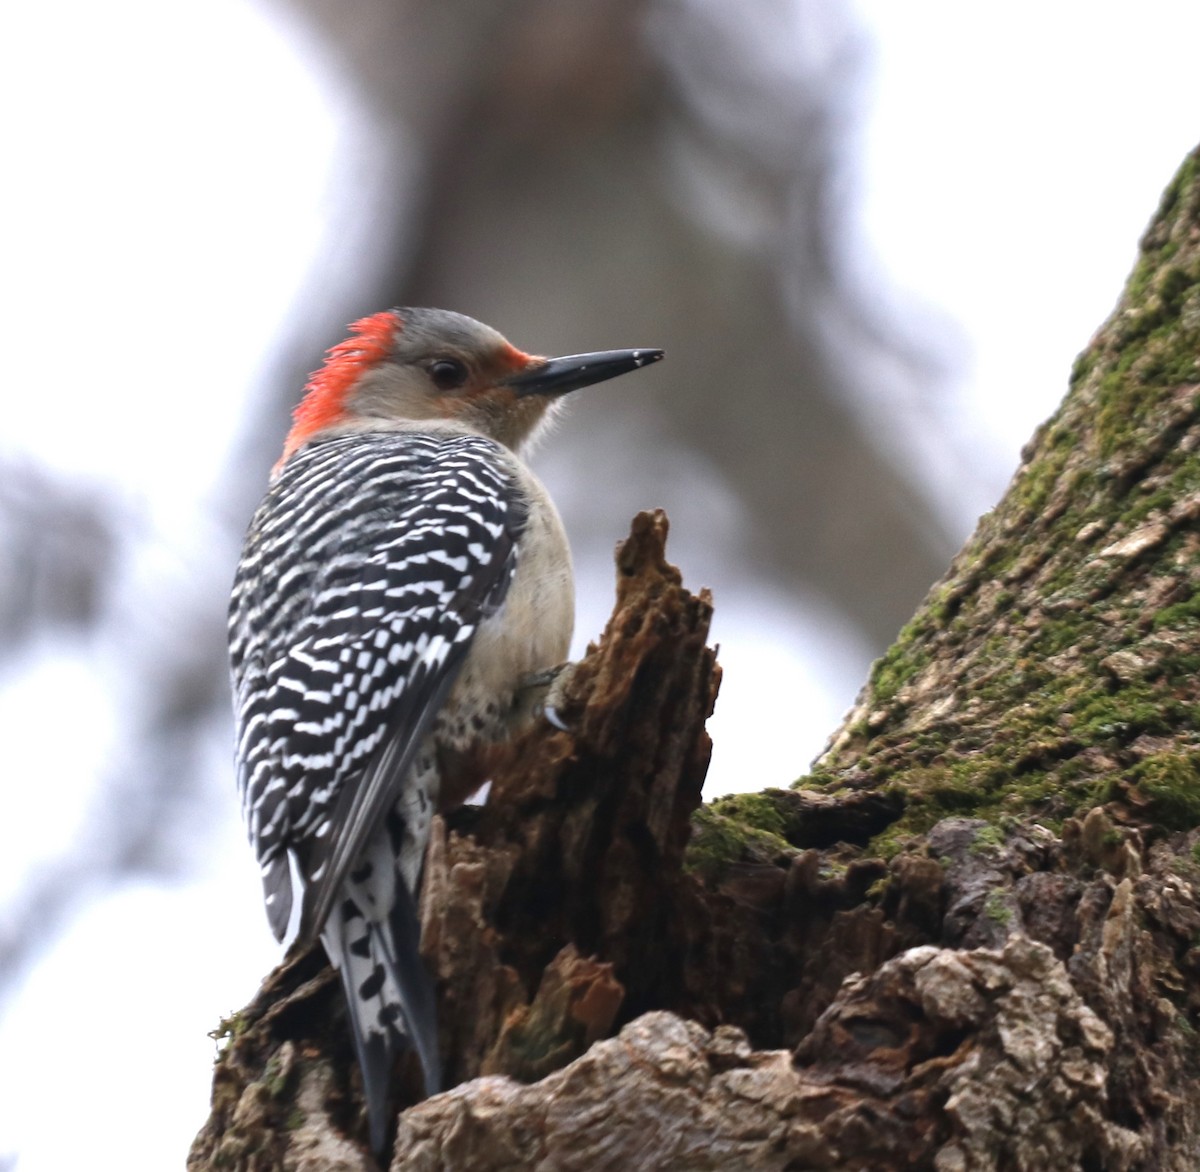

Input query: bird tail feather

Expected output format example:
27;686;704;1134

321;830;440;1153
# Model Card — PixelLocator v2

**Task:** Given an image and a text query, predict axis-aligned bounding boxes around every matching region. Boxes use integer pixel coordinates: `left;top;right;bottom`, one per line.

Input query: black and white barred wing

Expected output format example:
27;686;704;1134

229;431;524;943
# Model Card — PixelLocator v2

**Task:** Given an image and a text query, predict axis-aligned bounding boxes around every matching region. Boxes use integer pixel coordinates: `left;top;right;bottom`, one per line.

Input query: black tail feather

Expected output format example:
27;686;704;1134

324;871;440;1154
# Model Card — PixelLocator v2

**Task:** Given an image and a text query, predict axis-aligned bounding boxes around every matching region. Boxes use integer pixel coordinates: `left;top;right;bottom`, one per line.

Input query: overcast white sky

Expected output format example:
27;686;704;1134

3;2;1200;1167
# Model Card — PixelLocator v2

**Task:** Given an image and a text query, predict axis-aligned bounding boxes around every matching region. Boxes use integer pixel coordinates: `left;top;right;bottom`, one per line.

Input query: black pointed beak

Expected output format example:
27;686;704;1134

504;347;664;397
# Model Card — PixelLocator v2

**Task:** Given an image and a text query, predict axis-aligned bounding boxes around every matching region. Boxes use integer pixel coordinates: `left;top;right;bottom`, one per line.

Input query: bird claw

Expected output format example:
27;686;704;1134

517;662;577;732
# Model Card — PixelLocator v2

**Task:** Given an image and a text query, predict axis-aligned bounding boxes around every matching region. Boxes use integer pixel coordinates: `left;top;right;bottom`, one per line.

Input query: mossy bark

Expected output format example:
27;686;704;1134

191;147;1200;1171
813;148;1200;847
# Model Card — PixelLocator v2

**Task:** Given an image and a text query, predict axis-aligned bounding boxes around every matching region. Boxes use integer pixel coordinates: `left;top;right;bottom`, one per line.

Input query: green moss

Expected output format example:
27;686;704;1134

869;621;932;706
1094;245;1200;457
1012;421;1076;515
1036;614;1090;657
262;1055;288;1098
793;767;841;792
1053;757;1089;784
1070;349;1096;386
1154;587;1200;632
971;823;1005;852
867;820;926;862
1096;366;1140;458
985;890;1013;925
926;777;986;813
1128;752;1200;830
862;733;1103;854
993;590;1017;612
1075;681;1181;743
709;791;787;838
686;805;795;883
865;875;890;900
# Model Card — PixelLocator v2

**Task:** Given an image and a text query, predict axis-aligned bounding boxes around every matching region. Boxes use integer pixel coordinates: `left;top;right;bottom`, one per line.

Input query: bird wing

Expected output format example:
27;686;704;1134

230;430;524;944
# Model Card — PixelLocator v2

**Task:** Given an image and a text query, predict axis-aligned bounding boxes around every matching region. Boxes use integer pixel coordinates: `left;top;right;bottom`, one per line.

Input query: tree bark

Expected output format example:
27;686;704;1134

190;147;1200;1170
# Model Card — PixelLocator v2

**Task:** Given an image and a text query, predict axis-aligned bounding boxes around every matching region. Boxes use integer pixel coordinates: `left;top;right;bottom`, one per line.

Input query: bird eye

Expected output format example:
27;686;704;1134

428;358;469;391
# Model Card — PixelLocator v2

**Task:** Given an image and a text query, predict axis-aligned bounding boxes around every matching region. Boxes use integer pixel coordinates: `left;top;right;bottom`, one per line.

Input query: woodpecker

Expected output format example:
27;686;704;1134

227;307;662;1151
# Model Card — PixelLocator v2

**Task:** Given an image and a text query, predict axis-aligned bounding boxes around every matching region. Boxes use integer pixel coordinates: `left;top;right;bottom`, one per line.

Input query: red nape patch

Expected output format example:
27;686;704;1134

275;311;399;472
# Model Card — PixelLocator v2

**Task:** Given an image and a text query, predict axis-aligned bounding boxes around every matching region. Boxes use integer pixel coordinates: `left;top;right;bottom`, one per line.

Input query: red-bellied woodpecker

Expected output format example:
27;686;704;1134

227;307;663;1151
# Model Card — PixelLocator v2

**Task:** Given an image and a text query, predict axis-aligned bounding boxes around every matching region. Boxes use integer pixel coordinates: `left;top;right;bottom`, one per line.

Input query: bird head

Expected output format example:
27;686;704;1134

276;307;663;472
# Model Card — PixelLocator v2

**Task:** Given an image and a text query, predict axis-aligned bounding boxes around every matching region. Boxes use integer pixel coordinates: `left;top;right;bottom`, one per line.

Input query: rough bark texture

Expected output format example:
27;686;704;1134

192;148;1200;1170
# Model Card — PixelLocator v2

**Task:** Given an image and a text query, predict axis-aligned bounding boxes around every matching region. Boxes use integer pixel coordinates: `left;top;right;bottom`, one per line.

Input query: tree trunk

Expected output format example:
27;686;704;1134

189;147;1200;1171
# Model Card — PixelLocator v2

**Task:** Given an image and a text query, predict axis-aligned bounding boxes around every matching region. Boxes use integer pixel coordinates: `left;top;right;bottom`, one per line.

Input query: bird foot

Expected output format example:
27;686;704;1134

516;662;578;732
